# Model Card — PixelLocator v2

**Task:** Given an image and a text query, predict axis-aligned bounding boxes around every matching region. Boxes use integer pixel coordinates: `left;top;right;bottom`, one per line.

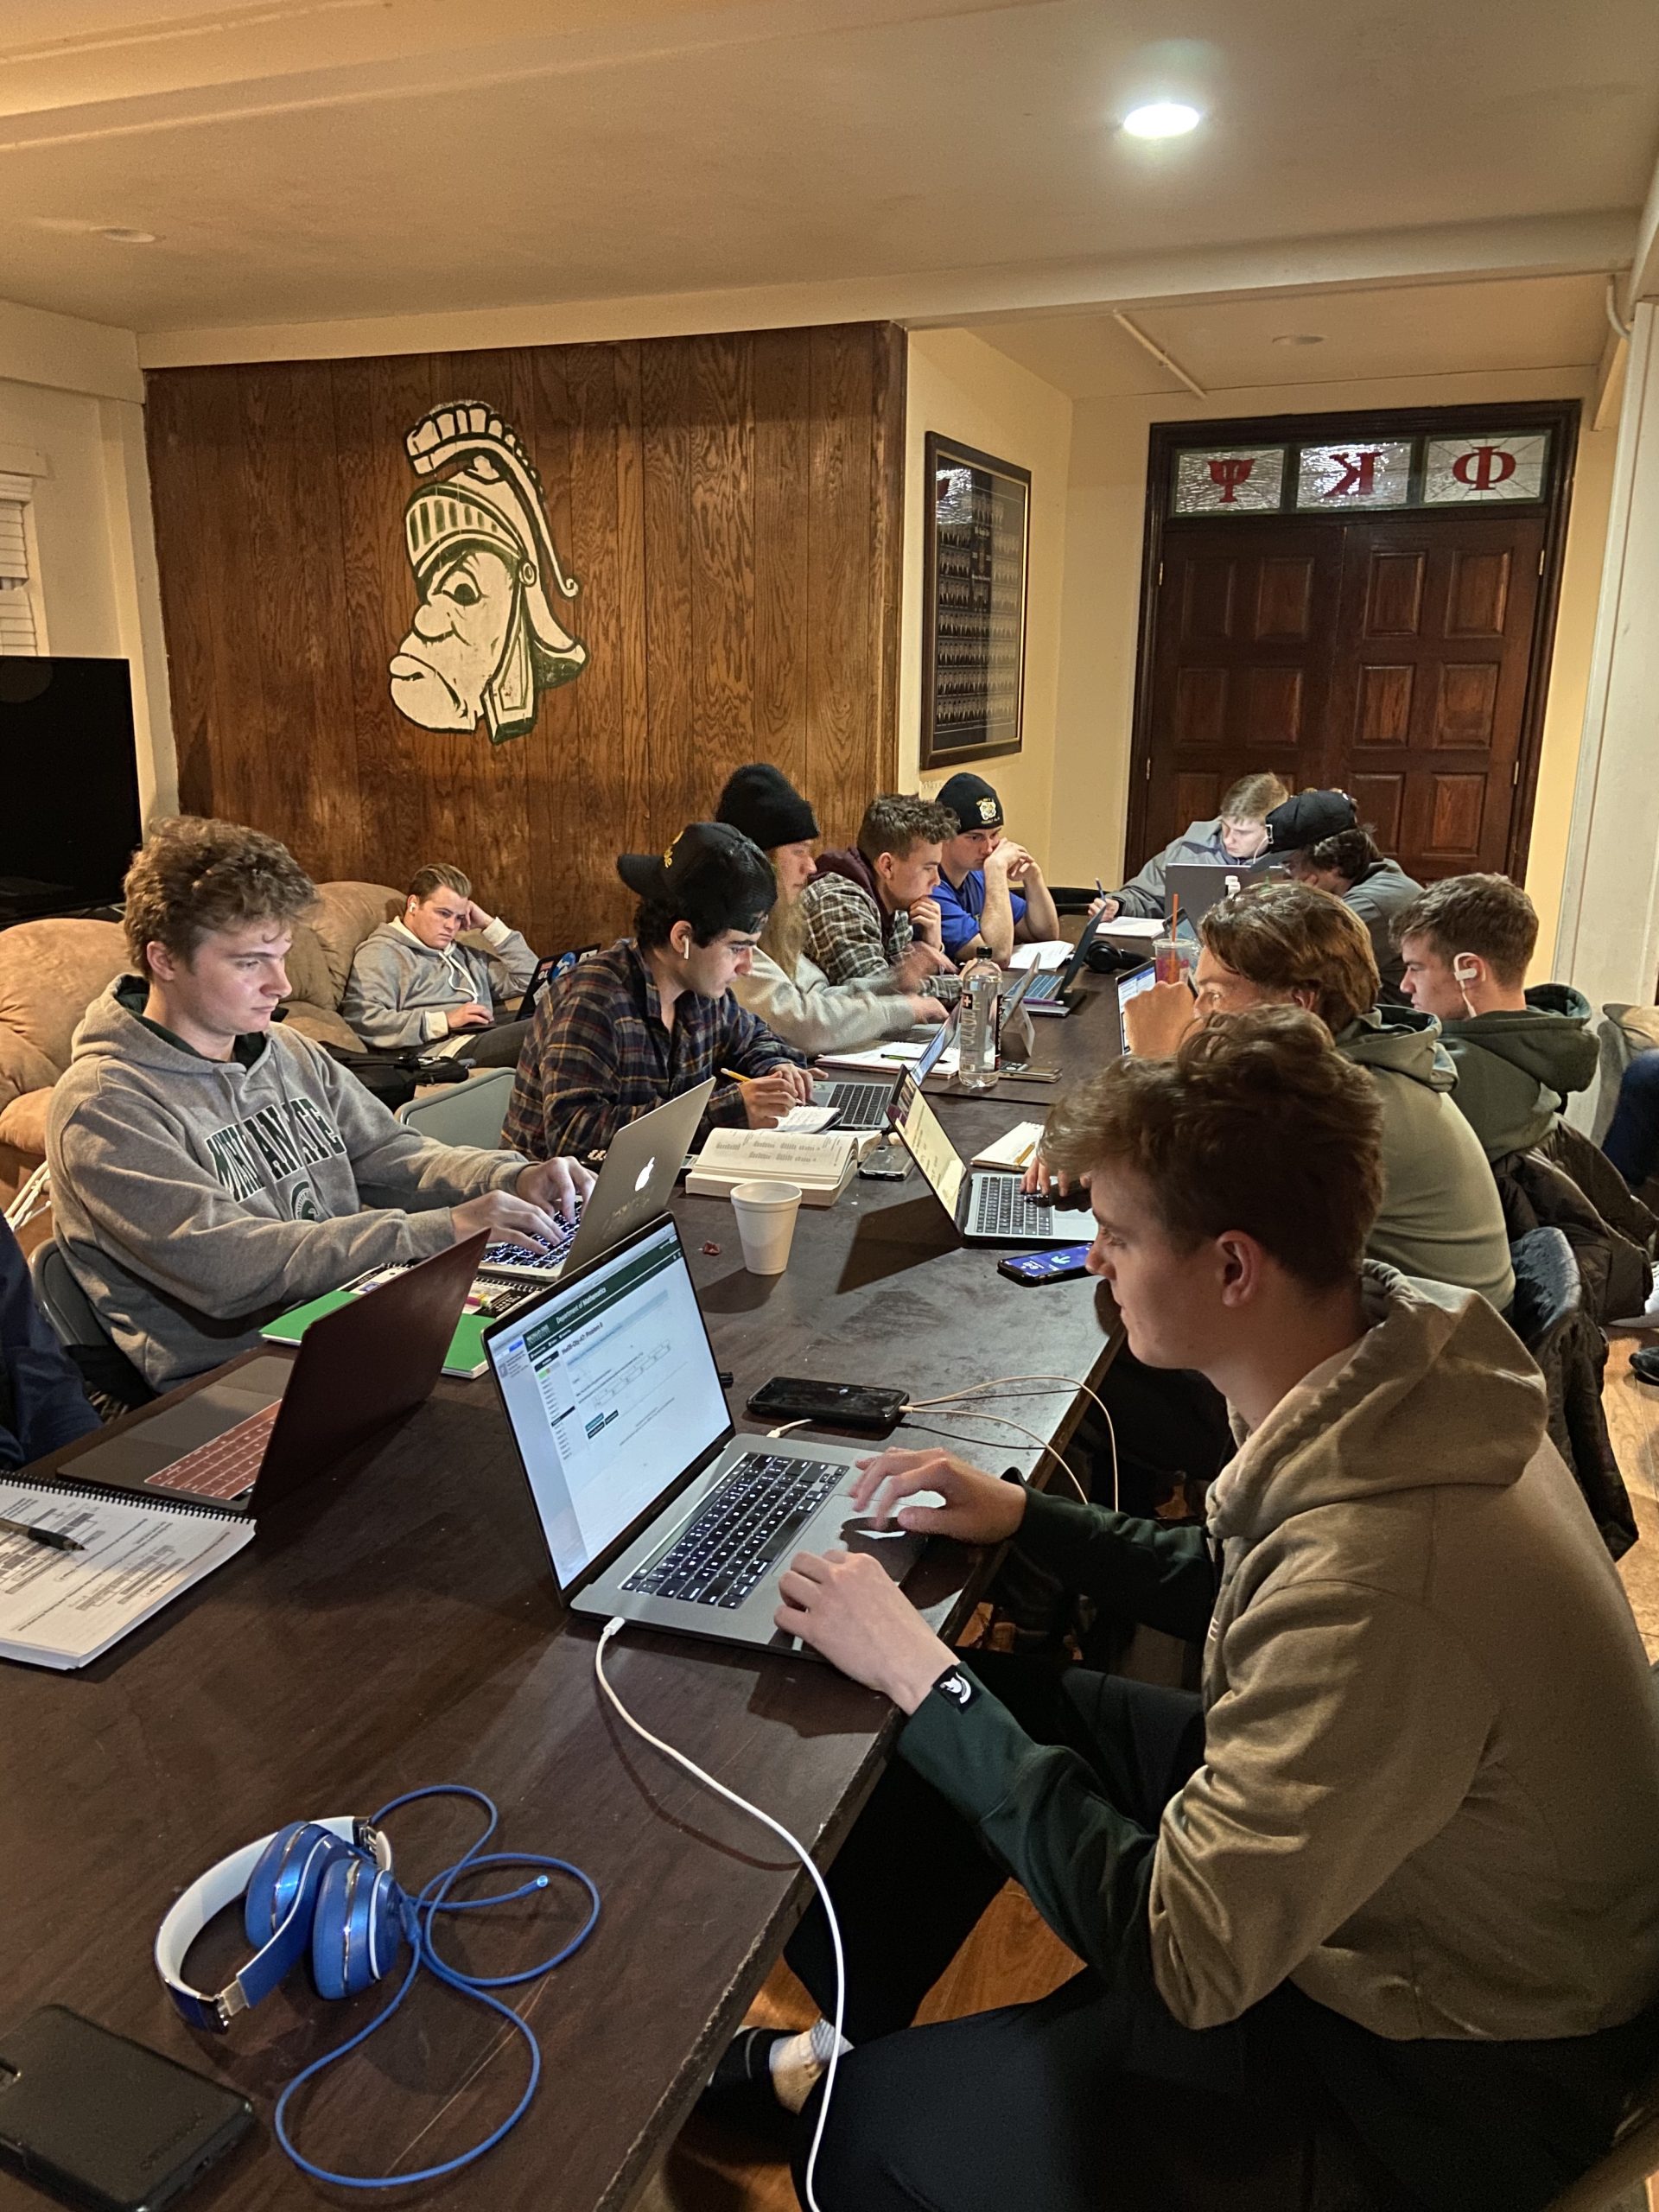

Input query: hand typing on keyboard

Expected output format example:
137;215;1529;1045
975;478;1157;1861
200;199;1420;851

454;1185;579;1255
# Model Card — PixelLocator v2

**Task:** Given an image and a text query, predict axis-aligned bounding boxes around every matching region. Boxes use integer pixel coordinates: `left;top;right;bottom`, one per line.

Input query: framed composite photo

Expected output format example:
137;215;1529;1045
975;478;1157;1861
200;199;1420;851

921;433;1030;770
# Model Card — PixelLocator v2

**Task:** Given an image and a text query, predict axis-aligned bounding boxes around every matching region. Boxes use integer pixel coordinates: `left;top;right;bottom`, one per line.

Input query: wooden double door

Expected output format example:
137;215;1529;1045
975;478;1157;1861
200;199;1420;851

1128;409;1575;887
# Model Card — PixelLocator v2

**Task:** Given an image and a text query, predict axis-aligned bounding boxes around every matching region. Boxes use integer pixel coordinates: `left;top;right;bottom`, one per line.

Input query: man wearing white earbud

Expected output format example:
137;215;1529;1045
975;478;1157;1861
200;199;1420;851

1395;874;1597;1164
730;1012;1659;2212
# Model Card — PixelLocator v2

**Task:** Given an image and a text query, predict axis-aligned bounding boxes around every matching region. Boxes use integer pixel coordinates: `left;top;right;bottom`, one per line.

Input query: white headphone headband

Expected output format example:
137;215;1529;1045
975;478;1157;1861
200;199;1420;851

154;1816;391;2032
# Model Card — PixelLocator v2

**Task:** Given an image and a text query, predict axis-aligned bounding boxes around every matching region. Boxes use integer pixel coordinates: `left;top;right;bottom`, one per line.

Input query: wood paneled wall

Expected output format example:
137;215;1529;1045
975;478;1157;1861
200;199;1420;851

144;324;905;953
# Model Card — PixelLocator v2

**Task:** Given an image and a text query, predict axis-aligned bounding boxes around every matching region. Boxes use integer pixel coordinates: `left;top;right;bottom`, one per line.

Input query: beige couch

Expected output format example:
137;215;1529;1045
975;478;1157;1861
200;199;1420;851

0;881;404;1203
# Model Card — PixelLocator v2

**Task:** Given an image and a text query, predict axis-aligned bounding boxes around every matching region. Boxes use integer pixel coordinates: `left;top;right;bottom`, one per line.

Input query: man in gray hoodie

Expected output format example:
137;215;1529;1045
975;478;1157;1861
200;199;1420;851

340;861;538;1066
48;818;591;1393
745;1009;1659;2212
1092;769;1287;922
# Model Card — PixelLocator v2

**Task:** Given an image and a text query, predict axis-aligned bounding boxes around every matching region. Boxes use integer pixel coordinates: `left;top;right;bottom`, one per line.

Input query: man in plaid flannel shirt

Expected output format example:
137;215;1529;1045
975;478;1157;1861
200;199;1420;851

799;795;963;1000
505;823;813;1162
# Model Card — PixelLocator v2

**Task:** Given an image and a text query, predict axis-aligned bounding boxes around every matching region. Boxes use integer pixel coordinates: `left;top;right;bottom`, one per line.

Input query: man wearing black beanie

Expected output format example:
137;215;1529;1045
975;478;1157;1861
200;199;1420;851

716;764;949;1056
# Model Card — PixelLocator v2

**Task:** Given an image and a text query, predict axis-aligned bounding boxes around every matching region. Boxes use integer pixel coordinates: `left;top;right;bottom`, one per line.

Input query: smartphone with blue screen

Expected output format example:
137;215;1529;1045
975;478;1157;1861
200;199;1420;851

997;1245;1092;1286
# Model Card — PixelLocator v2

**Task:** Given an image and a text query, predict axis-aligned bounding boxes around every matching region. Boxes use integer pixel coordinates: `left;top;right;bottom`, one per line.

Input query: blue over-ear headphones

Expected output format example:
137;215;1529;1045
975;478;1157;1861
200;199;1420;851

154;1785;600;2187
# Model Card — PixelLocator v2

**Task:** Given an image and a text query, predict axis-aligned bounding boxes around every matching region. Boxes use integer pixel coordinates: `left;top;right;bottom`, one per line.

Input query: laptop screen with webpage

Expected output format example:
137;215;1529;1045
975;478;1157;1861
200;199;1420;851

891;1075;964;1217
486;1218;731;1595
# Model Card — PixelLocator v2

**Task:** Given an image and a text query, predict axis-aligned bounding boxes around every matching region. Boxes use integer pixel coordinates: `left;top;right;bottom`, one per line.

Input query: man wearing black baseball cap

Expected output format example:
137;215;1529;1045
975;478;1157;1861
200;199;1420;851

504;823;812;1160
932;772;1060;964
1268;791;1422;1001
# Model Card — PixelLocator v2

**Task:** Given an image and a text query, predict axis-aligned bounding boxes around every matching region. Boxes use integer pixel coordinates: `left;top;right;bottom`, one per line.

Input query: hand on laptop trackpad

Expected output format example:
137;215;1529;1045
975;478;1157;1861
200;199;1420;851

838;1489;946;1552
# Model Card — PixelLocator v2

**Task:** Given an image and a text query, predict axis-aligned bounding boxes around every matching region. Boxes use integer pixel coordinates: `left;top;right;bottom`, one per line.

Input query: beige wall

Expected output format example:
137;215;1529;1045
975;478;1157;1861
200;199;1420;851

900;328;1073;874
1050;366;1616;963
0;300;175;823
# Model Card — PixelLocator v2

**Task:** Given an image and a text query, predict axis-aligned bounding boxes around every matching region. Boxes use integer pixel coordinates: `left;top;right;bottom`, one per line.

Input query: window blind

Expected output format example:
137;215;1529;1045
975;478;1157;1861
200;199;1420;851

0;499;39;655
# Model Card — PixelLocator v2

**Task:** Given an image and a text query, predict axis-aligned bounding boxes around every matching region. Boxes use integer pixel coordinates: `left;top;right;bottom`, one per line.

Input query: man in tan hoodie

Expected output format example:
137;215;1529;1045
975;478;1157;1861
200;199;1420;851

715;1009;1659;2212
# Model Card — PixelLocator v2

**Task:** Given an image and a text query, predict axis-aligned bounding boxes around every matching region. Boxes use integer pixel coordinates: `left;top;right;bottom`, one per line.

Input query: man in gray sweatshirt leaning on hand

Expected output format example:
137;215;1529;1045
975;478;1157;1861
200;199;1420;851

48;817;592;1393
341;861;538;1067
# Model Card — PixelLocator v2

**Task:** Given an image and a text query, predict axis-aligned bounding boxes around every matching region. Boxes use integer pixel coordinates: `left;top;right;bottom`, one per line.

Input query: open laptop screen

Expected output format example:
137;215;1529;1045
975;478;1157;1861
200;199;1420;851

486;1218;729;1593
1116;960;1156;1055
891;1075;963;1216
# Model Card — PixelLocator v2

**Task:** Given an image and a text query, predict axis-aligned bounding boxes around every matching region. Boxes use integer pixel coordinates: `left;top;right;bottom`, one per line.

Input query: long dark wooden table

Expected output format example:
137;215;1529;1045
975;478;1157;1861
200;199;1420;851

0;976;1122;2212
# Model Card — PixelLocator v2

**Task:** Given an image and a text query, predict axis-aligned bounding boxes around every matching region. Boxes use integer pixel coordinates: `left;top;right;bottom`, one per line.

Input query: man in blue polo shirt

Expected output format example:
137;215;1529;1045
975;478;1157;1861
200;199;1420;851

932;772;1060;964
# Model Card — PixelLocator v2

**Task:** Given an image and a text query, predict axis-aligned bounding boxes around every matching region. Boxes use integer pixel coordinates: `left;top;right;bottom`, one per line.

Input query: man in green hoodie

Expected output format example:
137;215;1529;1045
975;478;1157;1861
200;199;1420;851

1393;874;1597;1160
742;1009;1659;2212
48;817;593;1394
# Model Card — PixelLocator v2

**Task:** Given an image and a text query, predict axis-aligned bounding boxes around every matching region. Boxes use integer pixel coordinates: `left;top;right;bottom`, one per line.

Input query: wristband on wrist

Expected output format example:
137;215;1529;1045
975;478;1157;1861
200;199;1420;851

929;1662;979;1712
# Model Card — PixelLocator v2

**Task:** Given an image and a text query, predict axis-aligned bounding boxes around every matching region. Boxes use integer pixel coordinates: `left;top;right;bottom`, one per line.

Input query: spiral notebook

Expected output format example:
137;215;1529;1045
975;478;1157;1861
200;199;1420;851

0;1478;253;1671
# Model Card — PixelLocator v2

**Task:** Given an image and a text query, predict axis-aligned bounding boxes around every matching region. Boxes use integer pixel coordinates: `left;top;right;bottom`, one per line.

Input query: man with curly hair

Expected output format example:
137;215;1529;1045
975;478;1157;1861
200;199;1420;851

48;817;590;1392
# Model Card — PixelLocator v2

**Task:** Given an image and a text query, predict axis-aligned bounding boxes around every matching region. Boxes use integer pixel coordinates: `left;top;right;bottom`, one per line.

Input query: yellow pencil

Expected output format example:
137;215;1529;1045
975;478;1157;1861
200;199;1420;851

721;1068;753;1083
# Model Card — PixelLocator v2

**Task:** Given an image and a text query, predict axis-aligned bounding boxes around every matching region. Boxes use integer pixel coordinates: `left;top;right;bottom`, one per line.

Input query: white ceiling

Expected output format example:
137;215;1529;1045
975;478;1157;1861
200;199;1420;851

970;272;1618;400
0;0;1656;345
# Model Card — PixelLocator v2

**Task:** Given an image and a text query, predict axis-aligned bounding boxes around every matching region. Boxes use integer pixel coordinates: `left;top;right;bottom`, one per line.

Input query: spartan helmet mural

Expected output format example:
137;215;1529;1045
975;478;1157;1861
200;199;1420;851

389;403;587;744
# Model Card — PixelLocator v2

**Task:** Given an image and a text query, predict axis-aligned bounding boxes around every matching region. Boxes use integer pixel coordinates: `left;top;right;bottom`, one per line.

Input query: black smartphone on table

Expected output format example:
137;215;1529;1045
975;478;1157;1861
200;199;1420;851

0;2005;253;2212
997;1244;1093;1286
747;1376;908;1433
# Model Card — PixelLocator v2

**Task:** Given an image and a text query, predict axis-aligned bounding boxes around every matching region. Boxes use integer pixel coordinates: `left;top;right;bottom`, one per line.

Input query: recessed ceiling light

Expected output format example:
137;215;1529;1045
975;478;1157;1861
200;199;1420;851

1122;101;1203;138
1273;333;1325;346
97;226;158;245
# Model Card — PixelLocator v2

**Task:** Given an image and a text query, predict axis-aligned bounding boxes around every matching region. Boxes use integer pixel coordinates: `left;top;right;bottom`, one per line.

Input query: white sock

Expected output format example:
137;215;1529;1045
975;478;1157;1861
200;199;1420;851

767;2017;851;2113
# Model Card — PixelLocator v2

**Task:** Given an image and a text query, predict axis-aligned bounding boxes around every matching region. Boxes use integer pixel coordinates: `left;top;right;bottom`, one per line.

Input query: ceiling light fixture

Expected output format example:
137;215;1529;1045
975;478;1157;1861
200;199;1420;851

1272;333;1325;346
97;226;158;244
1122;101;1202;138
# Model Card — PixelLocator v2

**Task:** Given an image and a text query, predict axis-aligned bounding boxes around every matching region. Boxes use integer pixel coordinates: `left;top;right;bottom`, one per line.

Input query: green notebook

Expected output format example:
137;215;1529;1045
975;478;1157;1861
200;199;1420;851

261;1278;493;1379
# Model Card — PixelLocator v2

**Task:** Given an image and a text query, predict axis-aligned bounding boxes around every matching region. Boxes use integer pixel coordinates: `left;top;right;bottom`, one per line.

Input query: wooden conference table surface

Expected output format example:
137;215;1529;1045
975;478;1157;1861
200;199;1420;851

0;975;1124;2212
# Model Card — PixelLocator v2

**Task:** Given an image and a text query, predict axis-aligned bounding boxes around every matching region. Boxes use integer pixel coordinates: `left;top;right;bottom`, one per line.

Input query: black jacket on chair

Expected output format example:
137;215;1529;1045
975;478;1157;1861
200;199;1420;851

1507;1224;1637;1560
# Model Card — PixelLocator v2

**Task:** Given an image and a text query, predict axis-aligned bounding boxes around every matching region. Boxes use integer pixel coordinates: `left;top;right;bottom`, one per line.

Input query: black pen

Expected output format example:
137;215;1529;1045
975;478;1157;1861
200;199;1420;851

0;1514;84;1554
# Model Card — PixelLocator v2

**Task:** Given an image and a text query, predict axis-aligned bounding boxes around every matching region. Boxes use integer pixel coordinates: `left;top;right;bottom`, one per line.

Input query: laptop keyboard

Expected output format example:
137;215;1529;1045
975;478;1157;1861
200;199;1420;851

143;1401;282;1500
969;1176;1052;1242
1023;972;1063;1001
622;1452;847;1609
816;1081;893;1130
481;1199;582;1272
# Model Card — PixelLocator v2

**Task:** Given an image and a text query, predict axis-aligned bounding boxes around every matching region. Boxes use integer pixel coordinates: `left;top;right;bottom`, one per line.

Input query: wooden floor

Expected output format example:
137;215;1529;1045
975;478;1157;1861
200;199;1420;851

643;1332;1659;2212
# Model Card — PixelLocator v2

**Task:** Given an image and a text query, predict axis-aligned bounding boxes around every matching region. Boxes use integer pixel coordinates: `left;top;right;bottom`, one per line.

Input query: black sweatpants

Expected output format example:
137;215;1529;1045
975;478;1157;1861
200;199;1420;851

784;1653;1414;2212
454;1015;533;1068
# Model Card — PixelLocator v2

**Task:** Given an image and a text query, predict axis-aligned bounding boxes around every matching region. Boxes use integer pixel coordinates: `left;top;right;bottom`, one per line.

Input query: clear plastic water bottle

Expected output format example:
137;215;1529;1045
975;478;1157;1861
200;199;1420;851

957;958;1001;1091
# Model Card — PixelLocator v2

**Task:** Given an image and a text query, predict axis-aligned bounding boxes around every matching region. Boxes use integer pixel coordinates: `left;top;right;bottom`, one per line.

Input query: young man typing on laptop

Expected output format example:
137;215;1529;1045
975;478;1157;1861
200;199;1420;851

504;824;813;1162
728;1009;1659;2212
48;818;592;1394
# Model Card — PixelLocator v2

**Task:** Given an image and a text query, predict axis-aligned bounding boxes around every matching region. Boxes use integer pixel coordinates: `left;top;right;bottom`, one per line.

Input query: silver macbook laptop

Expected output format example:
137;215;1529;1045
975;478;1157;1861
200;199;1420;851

1163;861;1285;923
485;1216;935;1650
810;1011;957;1132
889;1076;1096;1247
1022;912;1106;1018
464;1080;716;1313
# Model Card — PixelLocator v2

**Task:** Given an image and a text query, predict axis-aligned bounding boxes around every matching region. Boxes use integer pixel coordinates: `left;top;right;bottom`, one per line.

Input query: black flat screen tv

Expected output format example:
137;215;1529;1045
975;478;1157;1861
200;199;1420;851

0;657;143;925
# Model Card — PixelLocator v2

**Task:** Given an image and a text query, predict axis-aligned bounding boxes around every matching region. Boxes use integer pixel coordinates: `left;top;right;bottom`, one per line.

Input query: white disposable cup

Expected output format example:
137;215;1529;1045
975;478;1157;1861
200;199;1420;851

730;1180;803;1275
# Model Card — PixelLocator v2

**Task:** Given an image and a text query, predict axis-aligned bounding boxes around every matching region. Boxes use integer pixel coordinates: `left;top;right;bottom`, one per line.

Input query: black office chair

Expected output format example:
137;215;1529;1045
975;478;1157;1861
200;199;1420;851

1507;1227;1637;1561
29;1236;153;1419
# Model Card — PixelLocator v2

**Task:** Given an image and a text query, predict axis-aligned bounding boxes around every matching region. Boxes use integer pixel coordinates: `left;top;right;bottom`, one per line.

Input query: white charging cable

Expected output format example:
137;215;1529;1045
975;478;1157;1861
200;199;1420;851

899;1370;1119;1511
594;1619;846;2212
